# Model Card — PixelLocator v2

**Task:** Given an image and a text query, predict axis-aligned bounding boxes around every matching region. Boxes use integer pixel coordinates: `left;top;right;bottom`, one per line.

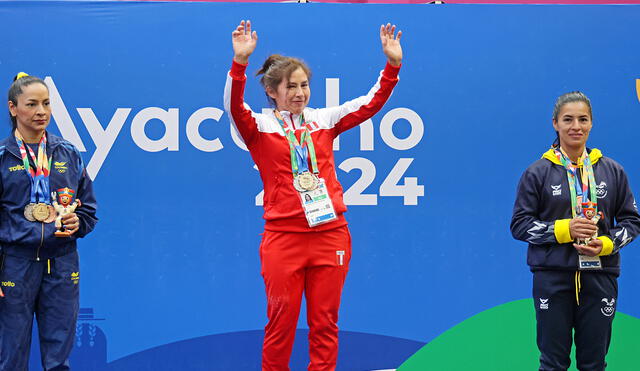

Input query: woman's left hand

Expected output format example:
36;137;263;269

61;213;80;236
574;238;603;257
380;23;402;66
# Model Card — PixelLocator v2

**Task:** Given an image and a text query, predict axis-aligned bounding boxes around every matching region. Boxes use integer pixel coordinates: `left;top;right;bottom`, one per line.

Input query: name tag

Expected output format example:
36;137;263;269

578;254;602;270
300;179;337;228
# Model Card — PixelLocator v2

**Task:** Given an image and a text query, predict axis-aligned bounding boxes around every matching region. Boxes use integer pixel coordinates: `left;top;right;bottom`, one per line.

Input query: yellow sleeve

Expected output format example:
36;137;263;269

597;236;614;256
554;219;573;244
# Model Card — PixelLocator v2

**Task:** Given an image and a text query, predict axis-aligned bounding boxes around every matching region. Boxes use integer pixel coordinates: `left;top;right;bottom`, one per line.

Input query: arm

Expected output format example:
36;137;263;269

595;166;640;256
319;24;403;136
69;152;97;238
511;168;560;245
223;20;260;147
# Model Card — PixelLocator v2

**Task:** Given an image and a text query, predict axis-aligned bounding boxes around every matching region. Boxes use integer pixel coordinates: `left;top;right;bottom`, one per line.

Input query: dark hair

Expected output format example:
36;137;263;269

256;54;311;107
8;73;48;129
551;91;593;148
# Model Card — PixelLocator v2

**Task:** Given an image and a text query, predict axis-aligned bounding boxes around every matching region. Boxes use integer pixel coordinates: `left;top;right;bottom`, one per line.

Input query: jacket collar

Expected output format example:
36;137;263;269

542;147;602;166
1;130;66;159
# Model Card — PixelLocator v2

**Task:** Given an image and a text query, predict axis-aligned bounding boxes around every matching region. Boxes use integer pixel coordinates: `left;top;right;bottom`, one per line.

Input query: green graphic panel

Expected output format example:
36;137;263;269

399;299;640;371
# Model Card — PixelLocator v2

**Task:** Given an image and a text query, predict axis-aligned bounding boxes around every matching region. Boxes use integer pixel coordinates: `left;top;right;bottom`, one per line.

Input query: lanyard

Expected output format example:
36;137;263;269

274;111;319;176
14;130;52;204
554;148;597;218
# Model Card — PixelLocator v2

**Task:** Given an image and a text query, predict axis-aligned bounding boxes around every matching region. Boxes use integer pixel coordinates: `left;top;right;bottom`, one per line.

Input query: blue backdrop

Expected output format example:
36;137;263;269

1;1;639;370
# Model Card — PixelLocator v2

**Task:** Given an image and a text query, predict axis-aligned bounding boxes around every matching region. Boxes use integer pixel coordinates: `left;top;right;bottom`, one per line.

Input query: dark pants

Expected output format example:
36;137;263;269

533;270;617;371
0;251;80;371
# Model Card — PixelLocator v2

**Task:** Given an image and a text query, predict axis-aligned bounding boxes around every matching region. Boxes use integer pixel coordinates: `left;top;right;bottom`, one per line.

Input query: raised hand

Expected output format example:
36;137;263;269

380;23;402;66
232;20;258;65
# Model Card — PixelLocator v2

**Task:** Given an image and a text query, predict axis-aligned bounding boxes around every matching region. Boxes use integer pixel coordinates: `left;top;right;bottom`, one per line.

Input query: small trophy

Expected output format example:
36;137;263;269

577;201;603;246
52;188;81;237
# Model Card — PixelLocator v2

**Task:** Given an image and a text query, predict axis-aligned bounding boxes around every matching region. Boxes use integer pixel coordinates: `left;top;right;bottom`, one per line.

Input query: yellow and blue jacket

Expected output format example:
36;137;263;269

0;132;98;260
511;148;640;275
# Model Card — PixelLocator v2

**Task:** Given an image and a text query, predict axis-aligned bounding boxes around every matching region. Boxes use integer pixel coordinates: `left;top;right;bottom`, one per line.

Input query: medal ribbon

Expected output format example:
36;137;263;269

554;148;598;218
14;131;52;204
274;111;319;176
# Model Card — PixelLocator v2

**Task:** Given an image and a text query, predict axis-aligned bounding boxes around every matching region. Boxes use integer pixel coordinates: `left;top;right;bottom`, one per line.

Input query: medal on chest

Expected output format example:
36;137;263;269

274;111;337;227
15;131;55;224
555;148;603;270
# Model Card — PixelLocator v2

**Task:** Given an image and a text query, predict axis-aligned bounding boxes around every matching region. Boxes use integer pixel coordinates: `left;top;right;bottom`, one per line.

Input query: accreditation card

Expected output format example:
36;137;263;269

300;178;337;227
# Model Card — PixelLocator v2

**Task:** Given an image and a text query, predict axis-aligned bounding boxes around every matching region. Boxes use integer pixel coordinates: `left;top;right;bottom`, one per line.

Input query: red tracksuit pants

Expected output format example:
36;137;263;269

260;225;352;371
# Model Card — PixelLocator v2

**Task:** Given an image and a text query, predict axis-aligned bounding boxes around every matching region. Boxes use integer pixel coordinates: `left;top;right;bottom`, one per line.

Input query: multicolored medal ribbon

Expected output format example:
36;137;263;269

554;148;598;219
15;130;55;223
274;111;320;192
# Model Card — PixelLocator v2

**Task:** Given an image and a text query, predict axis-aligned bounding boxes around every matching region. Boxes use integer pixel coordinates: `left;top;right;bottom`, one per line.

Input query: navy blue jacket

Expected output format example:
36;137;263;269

0;131;97;260
511;148;640;276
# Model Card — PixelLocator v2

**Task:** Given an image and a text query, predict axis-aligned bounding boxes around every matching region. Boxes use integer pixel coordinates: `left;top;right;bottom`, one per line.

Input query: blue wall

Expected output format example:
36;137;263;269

1;1;639;369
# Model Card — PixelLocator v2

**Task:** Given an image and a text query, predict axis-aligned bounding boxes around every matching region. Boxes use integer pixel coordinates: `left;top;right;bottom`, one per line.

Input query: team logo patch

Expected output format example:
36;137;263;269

539;298;549;310
8;164;25;172
596;181;608;199
601;298;615;317
71;272;80;284
54;161;68;173
551;184;562;196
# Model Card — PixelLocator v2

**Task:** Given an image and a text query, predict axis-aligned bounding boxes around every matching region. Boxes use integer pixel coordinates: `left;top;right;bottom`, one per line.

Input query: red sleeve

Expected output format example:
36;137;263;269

224;60;259;146
333;62;401;135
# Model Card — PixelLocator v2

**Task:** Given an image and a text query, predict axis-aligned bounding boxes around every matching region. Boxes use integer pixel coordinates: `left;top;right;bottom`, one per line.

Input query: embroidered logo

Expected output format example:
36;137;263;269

596;181;608;199
336;251;345;266
1;281;15;287
551;184;562;196
54;161;68;173
601;298;615;317
71;272;80;284
539;298;549;310
9;164;25;172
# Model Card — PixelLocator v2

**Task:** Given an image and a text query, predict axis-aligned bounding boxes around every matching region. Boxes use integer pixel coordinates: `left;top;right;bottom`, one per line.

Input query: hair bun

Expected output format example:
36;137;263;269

14;72;29;81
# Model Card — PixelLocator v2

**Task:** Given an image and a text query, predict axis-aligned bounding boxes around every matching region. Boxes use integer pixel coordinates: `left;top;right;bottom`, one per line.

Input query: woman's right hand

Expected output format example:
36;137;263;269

232;20;258;65
569;217;598;239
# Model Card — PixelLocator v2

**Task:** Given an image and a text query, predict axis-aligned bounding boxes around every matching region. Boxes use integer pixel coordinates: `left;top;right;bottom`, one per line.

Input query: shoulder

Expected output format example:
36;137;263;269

49;133;81;156
596;155;625;171
524;157;554;174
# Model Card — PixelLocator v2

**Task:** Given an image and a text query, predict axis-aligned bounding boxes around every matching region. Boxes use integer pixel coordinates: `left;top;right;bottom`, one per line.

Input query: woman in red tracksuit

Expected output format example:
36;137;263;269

223;20;402;371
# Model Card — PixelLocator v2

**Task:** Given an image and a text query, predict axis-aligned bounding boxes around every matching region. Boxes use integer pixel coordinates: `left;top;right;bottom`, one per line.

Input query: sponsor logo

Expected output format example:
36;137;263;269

1;281;15;287
9;164;25;172
71;272;80;284
54;161;68;173
601;297;615;317
551;184;562;196
539;298;549;310
336;250;345;266
596;181;608;199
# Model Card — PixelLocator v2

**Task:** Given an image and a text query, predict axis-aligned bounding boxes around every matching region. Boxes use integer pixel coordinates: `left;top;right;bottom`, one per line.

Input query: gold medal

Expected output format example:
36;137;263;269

33;203;51;222
296;172;319;192
24;203;36;222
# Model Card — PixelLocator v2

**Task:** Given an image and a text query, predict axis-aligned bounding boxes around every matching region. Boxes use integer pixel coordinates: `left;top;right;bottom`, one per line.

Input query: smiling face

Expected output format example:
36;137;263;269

8;82;50;142
267;67;310;115
552;101;592;154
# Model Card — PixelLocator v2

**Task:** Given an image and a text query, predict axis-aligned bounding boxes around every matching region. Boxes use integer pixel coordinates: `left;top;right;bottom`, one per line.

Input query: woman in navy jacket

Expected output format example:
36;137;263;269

511;91;640;371
0;73;98;371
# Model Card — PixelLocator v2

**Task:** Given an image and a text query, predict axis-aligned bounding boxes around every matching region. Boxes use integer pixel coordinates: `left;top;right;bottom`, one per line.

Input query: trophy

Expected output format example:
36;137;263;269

52;188;81;237
577;201;603;246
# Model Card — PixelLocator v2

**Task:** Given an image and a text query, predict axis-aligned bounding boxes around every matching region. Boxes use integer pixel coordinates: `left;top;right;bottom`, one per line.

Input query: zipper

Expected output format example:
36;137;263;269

36;222;44;261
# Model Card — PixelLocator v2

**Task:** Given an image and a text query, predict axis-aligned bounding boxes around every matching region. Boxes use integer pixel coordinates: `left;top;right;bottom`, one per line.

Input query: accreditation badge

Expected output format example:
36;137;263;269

300;178;337;227
578;254;602;270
